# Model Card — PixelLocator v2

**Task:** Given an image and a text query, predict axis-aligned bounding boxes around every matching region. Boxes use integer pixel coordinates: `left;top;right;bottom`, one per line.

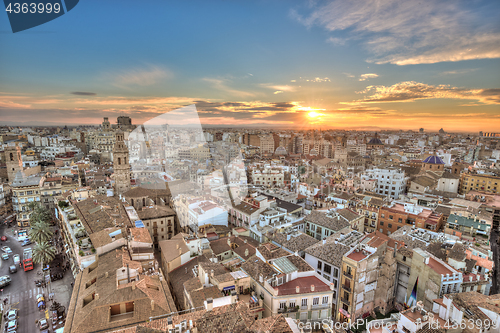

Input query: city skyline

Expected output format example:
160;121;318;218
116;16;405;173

1;0;499;131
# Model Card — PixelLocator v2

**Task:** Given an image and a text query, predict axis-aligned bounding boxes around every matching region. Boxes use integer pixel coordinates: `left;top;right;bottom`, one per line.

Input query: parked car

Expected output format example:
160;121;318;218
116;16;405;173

6;319;17;332
1;235;7;241
13;254;20;266
0;275;12;288
38;318;49;330
9;265;17;273
2;253;9;260
7;309;17;321
22;239;32;246
1;246;12;254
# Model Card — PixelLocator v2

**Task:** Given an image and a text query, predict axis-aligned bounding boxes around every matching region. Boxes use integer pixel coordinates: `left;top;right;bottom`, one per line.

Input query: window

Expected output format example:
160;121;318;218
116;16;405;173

279;301;286;309
398;218;402;223
322;296;329;304
289;300;296;308
380;221;384;226
389;215;393;220
313;297;319;306
333;268;339;278
301;298;308;307
403;256;406;262
381;213;385;218
317;261;322;270
388;224;392;228
324;264;331;275
323;273;330;281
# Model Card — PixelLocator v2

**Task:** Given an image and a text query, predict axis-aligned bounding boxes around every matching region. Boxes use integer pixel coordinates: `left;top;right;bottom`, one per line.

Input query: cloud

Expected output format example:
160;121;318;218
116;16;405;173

290;77;331;83
292;0;500;65
327;37;346;45
274;91;283;94
343;73;355;78
110;65;169;88
261;84;297;92
359;73;379;81
440;68;478;76
343;81;500;105
202;78;256;98
70;92;96;96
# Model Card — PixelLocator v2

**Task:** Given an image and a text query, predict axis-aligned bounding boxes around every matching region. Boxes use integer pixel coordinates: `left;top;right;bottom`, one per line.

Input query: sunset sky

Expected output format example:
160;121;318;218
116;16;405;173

0;0;499;132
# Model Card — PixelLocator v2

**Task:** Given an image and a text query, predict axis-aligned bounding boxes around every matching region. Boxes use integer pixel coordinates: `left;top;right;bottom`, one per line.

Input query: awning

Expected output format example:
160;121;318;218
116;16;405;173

223;285;235;291
339;308;350;318
250;296;258;303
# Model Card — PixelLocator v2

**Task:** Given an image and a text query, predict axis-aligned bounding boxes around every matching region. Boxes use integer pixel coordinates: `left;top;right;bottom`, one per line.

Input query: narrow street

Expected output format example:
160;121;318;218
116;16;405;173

490;229;499;295
0;220;74;333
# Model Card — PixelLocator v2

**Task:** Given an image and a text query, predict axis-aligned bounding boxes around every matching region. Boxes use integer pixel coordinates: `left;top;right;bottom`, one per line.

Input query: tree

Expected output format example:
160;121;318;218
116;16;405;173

28;202;52;225
32;241;56;265
28;221;53;244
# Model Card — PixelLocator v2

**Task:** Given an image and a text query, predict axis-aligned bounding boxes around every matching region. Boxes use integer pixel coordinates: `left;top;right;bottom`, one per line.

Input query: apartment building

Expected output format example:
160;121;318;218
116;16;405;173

460;173;500;195
361;168;407;199
337;231;400;323
304;210;355;240
241;244;334;323
378;202;444;235
252;167;284;187
64;247;176;333
11;173;42;226
304;230;364;316
407;248;463;310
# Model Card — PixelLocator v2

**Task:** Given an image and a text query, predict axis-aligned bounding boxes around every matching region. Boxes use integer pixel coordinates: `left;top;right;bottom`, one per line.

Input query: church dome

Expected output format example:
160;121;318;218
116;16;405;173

423;155;445;164
275;146;287;155
368;137;383;145
310;148;318;156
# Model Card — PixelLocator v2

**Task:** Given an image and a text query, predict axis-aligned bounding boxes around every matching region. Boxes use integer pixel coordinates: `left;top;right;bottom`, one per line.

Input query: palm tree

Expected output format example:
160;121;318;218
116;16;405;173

32;241;56;265
28;202;52;225
28;221;53;244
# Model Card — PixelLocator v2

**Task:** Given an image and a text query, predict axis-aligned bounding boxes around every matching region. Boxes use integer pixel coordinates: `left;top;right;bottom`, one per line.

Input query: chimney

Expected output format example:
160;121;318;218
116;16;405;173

132;281;136;290
311;284;315;292
469;276;472;282
176;243;179;249
206;298;213;311
211;269;214;278
259;274;263;283
95;293;99;300
245;248;249;257
477;274;480;280
227;238;231;247
330;283;334;290
296;286;300;293
151;299;155;311
105;271;108;278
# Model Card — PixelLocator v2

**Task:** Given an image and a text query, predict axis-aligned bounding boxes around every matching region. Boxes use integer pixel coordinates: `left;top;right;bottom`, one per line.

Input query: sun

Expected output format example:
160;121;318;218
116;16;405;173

308;111;320;118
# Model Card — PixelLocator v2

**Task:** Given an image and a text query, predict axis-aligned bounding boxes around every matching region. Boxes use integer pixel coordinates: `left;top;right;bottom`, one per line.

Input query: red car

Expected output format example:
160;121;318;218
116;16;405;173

0;236;7;241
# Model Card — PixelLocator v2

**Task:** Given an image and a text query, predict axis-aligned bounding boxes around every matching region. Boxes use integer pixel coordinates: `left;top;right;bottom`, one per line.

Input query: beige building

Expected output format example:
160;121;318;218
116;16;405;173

12;173;42;226
337;231;399;323
158;234;191;274
460;173;500;195
64;247;176;333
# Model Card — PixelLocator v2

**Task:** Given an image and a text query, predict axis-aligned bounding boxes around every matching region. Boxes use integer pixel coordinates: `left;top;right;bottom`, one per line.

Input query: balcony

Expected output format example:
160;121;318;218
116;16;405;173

342;285;351;293
341;297;350;305
301;305;309;311
343;271;353;279
312;303;330;310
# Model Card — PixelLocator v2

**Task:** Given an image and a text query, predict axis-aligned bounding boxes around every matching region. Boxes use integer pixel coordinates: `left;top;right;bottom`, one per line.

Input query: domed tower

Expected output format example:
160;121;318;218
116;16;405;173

367;132;384;149
5;143;22;184
422;153;445;171
113;131;131;195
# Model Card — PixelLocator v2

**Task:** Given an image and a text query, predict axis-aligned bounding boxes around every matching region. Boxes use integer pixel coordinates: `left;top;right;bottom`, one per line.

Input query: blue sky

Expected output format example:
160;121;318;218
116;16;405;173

0;0;499;131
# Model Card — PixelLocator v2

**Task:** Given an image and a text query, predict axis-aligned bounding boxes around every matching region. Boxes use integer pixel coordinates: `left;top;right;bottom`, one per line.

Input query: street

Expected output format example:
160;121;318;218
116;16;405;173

0;220;74;333
0;222;41;333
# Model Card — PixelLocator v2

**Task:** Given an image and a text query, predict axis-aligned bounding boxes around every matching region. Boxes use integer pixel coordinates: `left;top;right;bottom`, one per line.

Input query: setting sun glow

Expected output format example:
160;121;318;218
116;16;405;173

308;111;321;118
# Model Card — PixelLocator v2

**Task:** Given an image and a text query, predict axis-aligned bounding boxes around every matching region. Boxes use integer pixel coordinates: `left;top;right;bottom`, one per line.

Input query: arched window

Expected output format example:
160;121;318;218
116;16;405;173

9;153;14;161
118;157;121;165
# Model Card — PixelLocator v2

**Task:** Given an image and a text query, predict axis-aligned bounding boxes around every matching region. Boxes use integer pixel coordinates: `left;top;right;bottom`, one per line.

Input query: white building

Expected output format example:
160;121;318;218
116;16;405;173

361;168;407;199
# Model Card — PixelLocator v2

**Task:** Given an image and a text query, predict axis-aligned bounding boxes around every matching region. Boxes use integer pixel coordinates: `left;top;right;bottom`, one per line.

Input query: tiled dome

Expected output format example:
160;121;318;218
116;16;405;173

423;155;445;164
